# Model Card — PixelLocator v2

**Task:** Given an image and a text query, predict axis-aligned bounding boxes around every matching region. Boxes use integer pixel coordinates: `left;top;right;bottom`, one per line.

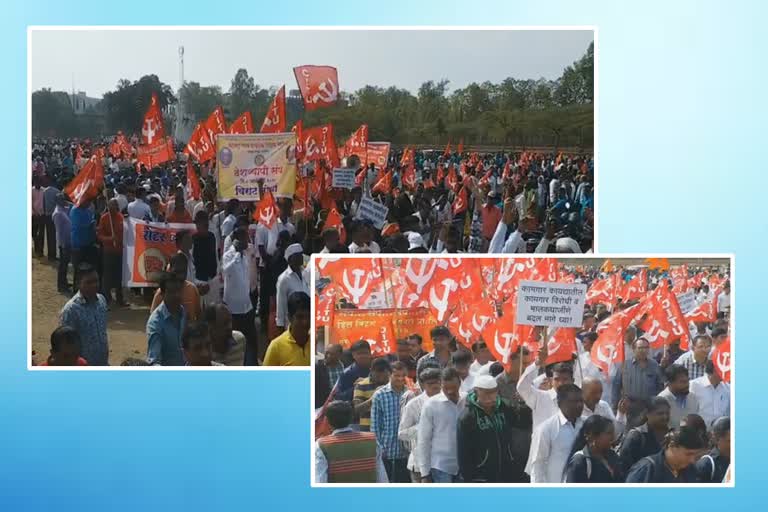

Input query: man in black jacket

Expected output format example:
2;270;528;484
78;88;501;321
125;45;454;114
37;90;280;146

457;374;529;483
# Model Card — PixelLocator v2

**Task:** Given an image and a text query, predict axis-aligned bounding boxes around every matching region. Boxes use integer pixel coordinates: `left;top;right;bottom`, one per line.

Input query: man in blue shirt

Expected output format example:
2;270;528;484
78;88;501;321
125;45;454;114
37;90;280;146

69;197;97;290
146;273;187;366
59;263;109;365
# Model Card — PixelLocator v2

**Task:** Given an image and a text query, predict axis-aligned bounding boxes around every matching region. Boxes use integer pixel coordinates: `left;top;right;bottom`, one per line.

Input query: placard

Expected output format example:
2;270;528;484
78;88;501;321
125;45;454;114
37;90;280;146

676;290;697;315
332;168;355;189
358;196;389;229
516;280;587;328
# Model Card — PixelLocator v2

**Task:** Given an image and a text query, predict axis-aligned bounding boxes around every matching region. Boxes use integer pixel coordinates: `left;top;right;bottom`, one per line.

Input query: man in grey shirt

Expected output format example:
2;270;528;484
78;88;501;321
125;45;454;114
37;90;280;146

42;180;60;261
611;337;665;428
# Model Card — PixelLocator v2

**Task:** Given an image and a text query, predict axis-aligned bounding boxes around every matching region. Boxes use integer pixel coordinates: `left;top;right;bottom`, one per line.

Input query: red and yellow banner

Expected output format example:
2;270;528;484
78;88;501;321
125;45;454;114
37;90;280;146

123;218;195;287
329;307;436;356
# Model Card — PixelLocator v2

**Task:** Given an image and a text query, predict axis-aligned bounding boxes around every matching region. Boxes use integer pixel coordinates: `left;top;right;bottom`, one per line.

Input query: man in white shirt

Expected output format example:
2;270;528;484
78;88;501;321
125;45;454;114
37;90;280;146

517;343;575;476
348;220;381;254
275;243;309;331
220;198;240;242
221;226;257;365
529;383;585;483
581;377;626;441
488;198;537;254
416;367;466;483
690;360;730;429
398;367;442;482
717;283;730;316
469;341;492;376
127;188;151;220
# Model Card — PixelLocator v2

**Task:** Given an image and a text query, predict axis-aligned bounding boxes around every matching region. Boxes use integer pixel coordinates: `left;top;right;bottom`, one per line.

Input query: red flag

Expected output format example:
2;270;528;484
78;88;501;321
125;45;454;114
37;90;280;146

483;300;535;369
400;147;414;167
453;298;496;348
324;208;346;244
436;165;445;184
544;328;578;366
371;170;392;195
303;124;340;168
502;159;512;179
293;65;339;111
457;138;464;154
292;121;304;161
344;124;368;165
637;282;691;350
109;141;121;159
230;111;254;134
590;312;628;374
401;166;417;190
141;92;166;145
712;337;731;383
685;295;718;324
443;141;451;158
452;186;468;215
478;168;493;188
186;160;202;201
446;165;459;191
137;137;175;169
423;178;435;189
618;269;648;303
204;106;227;149
260;85;287;133
64;156;104;207
253;189;278;229
184;122;214;162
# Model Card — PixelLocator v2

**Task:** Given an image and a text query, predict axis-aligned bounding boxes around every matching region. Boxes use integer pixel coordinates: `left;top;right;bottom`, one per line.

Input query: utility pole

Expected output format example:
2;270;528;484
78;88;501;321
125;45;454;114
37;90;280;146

175;45;185;141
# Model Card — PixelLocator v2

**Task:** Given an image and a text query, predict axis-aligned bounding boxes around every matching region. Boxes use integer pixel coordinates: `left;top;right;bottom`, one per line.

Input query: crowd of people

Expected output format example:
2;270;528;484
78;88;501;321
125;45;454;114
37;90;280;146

314;265;731;484
32;138;312;367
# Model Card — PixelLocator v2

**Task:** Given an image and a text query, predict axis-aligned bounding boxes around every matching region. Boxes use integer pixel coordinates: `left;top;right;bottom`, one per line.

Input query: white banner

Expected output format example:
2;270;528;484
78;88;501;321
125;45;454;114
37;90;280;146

358;196;389;229
332;168;356;189
516;280;587;328
676;290;697;315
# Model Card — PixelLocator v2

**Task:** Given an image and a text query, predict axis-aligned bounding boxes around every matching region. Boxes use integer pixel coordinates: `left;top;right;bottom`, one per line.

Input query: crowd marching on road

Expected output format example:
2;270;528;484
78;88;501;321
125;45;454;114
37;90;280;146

313;257;731;484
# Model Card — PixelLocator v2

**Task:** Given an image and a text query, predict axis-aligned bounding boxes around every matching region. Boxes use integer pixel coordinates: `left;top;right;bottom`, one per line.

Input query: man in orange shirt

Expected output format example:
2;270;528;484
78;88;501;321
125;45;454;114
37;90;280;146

481;191;502;244
150;252;201;321
96;198;127;306
166;188;193;224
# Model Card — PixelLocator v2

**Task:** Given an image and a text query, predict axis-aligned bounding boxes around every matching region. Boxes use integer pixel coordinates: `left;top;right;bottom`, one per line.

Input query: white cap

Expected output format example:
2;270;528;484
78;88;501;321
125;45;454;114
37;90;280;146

285;243;304;261
556;237;582;254
473;374;498;390
407;232;425;250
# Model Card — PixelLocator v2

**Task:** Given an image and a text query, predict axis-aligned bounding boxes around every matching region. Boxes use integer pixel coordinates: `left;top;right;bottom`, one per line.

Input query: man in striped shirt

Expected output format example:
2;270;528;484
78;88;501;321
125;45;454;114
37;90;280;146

353;358;392;431
371;361;410;483
670;334;711;381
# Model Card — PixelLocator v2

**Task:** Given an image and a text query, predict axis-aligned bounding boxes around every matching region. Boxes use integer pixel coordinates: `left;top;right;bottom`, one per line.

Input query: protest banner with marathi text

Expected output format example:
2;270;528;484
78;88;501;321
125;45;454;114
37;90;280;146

676;290;697;315
123;218;196;287
516;280;587;328
329;307;435;356
357;196;389;229
216;132;297;201
331;168;356;189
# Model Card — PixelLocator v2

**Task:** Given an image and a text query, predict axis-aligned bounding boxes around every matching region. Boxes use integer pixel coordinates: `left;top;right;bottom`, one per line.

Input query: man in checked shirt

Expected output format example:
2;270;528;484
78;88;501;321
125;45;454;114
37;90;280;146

370;361;410;483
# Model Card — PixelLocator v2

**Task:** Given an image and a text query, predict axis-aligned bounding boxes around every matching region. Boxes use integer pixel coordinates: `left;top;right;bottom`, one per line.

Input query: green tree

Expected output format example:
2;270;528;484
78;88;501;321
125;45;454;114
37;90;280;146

102;74;175;134
179;81;224;122
31;89;78;137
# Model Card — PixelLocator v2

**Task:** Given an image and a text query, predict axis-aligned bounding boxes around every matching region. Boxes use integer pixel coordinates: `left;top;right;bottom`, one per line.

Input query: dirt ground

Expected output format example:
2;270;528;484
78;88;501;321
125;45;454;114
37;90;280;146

31;253;150;365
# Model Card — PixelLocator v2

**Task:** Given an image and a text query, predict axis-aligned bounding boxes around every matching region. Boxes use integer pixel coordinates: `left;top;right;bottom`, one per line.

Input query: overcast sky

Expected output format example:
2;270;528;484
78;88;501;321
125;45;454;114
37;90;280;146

31;29;593;98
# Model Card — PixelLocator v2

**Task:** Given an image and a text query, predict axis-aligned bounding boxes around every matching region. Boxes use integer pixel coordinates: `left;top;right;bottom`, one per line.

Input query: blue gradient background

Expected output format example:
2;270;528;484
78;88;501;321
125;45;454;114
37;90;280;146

2;0;763;509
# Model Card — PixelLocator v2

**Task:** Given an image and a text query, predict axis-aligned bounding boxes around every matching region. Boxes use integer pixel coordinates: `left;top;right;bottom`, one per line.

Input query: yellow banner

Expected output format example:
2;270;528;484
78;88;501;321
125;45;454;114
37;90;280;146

216;132;297;201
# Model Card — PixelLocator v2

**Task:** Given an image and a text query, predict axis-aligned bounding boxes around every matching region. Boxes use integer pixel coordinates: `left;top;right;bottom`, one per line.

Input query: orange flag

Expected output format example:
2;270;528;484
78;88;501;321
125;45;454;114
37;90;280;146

260;85;286;133
229;111;254;134
457;138;464;154
344;124;368;165
446;165;459;191
253;190;278;229
204;106;227;149
646;258;670;271
443;140;451;157
293;65;339;111
186;160;202;201
141;92;166;145
400;146;414;167
324;207;346;244
371;169;392;195
712;337;731;383
184;122;214;163
64;156;104;207
452;185;468;215
292;121;304;161
302;124;340;168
